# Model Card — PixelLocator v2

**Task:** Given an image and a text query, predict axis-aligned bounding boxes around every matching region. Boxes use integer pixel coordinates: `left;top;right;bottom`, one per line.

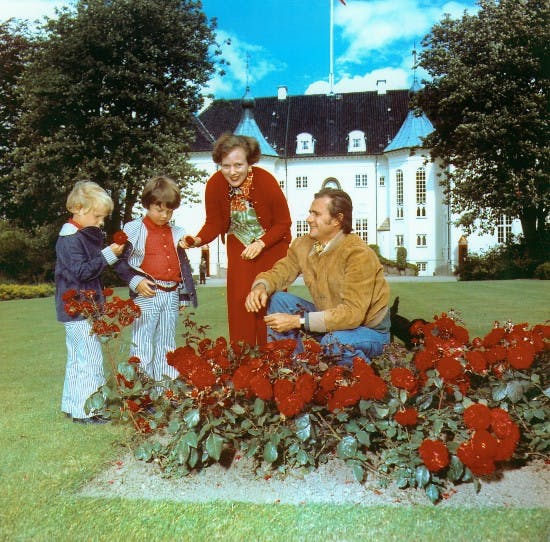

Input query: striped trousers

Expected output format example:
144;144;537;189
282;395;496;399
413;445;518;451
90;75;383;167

131;290;180;381
61;320;105;419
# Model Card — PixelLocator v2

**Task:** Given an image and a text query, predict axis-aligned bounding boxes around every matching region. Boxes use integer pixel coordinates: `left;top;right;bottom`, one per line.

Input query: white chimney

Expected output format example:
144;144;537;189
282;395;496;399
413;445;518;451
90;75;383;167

277;86;288;100
376;79;387;95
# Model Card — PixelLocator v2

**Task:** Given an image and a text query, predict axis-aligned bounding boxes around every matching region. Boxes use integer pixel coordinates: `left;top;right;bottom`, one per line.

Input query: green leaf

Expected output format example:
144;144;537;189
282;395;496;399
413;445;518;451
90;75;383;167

231;403;246;415
295;414;311;441
447;456;464;482
167;420;181;434
189;447;199;468
355;430;370;446
182;430;198;448
296;450;309;466
425;483;440;503
183;408;200;428
253;398;265;416
506;381;526;403
134;442;153;462
492;384;508;401
336;435;358;459
205;433;224;461
176;441;190;465
348;460;365;482
415;465;431;488
84;391;105;414
263;441;278;463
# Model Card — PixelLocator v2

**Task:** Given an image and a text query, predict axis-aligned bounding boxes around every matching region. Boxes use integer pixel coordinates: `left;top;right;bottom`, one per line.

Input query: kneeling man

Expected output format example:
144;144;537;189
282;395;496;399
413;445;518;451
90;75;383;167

245;188;390;366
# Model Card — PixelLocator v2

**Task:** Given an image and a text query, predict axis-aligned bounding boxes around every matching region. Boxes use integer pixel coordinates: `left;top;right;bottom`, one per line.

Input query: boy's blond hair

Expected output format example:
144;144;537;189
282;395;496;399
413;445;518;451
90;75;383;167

66;181;114;215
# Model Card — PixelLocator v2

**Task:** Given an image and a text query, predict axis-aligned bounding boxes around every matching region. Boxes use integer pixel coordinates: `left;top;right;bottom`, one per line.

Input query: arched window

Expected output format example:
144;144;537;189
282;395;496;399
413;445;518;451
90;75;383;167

416;167;426;217
323;178;341;190
296;133;315;154
396;169;404;219
347;130;366;152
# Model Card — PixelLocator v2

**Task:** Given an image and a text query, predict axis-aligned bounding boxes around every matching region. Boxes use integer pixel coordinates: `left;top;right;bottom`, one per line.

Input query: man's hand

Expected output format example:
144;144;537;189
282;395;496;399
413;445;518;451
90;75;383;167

136;278;156;298
264;313;301;333
245;284;268;312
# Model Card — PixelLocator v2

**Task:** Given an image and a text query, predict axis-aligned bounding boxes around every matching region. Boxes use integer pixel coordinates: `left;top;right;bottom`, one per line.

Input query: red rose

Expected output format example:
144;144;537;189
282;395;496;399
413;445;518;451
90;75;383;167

113;230;128;244
436;356;464;381
465;350;487;374
250;375;273;400
471;429;498;461
390;367;417;391
413;349;435;372
463;403;492;431
394;408;418;426
418;439;449;472
507;343;536;370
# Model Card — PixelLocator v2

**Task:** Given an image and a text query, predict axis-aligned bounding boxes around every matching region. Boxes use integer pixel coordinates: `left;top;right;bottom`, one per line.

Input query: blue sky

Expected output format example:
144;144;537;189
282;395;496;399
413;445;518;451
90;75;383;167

1;0;478;99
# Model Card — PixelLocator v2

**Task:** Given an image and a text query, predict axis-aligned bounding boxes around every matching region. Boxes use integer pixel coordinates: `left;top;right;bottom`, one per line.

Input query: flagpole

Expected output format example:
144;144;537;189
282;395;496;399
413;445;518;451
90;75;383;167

329;0;334;94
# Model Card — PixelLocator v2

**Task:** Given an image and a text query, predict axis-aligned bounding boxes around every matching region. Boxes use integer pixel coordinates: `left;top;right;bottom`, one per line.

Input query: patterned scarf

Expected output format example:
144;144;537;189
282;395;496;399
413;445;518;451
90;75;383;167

229;167;254;212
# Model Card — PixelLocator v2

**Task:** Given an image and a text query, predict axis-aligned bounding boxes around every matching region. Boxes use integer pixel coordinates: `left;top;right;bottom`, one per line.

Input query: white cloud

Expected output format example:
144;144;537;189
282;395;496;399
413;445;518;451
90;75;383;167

204;30;286;99
334;0;476;66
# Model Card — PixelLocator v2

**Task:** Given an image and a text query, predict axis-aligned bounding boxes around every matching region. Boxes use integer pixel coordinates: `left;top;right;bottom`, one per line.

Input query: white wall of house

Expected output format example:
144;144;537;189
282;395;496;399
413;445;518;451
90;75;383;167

173;150;521;278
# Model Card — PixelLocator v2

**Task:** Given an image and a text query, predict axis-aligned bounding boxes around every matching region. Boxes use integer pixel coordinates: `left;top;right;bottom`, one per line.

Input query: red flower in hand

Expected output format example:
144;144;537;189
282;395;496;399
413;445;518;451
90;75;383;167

113;230;128;244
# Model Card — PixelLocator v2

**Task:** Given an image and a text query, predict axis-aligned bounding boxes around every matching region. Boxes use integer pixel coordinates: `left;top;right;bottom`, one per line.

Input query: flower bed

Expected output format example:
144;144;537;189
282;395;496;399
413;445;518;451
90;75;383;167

69;291;550;504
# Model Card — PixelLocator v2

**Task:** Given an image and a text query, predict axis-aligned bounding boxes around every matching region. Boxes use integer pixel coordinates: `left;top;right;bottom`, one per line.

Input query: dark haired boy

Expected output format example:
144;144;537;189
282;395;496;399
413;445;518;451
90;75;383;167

116;176;197;381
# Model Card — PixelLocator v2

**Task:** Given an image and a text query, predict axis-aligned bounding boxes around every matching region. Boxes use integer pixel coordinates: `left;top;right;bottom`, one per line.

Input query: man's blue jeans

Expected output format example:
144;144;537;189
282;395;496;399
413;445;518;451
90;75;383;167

267;291;390;366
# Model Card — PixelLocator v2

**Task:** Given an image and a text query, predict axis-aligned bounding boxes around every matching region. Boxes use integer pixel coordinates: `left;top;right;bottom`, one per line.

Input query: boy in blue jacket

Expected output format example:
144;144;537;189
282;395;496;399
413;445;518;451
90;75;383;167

55;181;124;424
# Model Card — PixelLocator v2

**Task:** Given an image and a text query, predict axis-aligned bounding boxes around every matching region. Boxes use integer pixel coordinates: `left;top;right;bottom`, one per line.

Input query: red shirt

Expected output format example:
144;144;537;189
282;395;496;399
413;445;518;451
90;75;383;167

140;216;181;282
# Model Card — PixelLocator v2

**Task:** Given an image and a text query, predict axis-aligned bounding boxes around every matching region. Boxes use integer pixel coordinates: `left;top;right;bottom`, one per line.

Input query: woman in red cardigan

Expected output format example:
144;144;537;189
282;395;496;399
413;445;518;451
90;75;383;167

182;133;291;346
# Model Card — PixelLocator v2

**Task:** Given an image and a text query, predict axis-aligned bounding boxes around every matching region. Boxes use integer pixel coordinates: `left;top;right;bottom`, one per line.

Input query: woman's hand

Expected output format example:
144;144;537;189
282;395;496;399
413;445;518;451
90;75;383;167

241;239;265;260
179;236;201;249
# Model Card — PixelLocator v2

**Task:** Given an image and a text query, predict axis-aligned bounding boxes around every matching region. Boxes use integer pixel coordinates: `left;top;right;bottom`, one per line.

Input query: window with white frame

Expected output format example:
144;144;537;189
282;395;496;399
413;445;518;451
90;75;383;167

496;215;512;243
354;218;368;243
416;234;427;247
379;176;385;186
396;234;404;247
295;220;308;237
347;130;366;152
417;262;427;272
296;133;315;154
416;167;426;217
396;169;404;219
279;179;285;190
355;173;367;188
296;176;308;189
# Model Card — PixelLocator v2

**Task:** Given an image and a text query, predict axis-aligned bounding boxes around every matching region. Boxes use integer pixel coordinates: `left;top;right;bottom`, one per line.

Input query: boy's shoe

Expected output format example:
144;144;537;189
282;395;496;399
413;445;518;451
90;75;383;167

73;415;110;425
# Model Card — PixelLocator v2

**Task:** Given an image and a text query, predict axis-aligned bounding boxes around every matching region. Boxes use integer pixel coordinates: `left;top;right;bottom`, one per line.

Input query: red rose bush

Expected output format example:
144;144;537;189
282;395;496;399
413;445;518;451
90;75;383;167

76;297;549;504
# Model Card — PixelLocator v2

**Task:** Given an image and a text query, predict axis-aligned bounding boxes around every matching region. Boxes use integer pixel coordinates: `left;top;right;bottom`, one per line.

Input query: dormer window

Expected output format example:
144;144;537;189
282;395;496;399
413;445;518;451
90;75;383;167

347;130;366;153
296;132;315;154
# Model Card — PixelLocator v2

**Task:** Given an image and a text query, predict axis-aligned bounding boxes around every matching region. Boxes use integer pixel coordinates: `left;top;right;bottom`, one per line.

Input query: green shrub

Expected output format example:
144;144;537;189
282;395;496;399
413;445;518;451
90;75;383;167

0;221;58;283
534;262;550;280
456;239;540;281
396;246;407;270
0;283;55;301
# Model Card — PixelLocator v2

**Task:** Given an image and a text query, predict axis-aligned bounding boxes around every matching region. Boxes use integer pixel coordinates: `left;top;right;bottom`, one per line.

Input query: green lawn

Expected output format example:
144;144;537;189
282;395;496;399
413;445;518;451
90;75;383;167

1;281;549;541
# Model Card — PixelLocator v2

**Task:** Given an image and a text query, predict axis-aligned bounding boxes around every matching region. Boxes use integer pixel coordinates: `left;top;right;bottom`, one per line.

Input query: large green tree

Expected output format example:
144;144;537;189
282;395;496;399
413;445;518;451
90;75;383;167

0;21;33;187
416;0;549;260
2;0;218;234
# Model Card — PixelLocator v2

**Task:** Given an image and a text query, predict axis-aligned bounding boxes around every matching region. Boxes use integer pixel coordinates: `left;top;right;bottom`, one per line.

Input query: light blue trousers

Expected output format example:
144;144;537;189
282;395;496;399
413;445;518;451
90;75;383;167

62;320;105;418
267;291;390;366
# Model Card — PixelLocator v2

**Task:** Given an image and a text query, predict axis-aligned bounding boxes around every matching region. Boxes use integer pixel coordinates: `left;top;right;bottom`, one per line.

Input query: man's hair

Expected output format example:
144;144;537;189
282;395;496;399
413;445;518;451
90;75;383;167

66;180;114;214
141;176;181;210
314;188;353;233
212;133;261;165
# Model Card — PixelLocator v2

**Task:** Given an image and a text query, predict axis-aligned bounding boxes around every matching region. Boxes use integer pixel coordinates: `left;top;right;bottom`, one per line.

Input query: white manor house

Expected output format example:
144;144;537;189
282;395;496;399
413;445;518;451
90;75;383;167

173;81;522;277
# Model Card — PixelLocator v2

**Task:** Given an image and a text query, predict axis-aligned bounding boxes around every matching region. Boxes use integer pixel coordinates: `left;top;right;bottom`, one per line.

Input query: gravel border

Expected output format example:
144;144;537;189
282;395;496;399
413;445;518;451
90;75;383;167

80;452;550;508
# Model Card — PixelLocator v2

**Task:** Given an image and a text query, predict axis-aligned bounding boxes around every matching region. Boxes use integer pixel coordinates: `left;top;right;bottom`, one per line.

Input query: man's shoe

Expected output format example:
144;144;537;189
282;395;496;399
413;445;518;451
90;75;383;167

73;415;110;425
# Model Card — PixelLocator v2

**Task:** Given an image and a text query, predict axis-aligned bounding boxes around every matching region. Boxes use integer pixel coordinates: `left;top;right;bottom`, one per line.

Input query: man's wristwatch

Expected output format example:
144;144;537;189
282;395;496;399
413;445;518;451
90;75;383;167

299;317;305;329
